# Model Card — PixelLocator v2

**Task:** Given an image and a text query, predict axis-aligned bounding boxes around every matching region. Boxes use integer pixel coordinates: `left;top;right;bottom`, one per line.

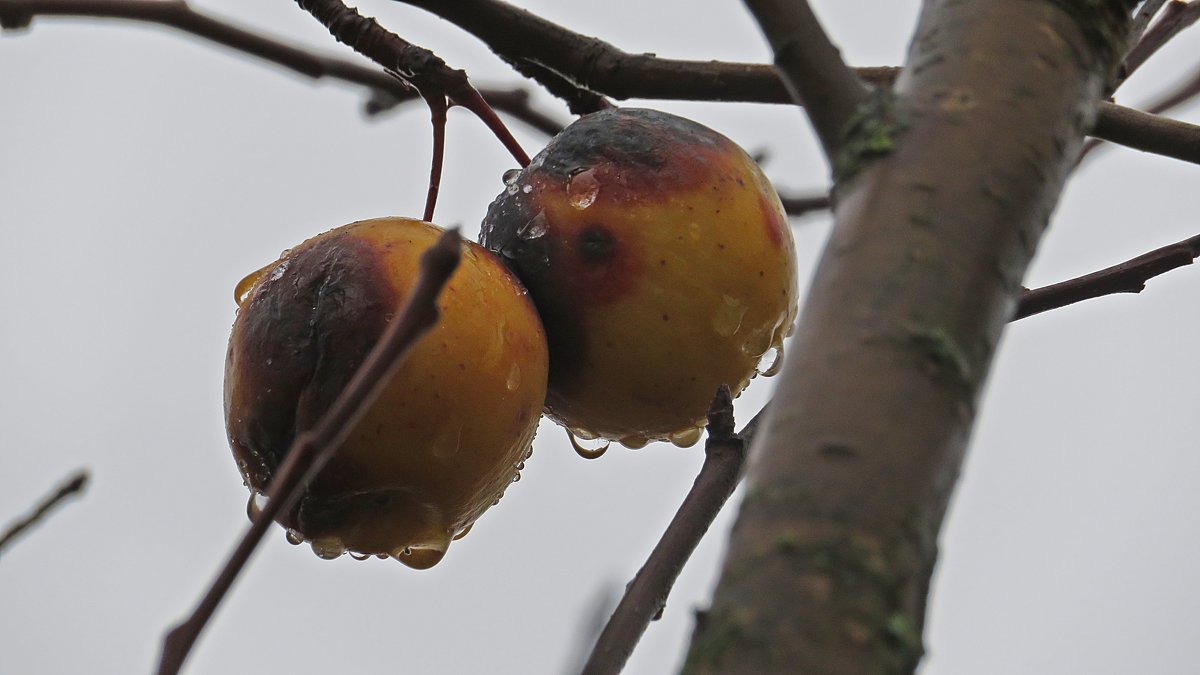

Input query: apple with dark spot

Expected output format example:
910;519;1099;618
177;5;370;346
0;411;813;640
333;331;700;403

480;108;798;450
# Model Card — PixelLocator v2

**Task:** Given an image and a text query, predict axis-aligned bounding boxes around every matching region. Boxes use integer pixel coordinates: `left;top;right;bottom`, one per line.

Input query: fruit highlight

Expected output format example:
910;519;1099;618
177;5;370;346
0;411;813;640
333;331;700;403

225;217;548;568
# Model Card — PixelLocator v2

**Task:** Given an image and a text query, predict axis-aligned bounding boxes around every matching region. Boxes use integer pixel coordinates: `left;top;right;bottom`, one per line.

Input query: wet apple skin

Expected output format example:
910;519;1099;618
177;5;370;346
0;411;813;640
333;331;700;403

481;109;798;446
225;217;548;566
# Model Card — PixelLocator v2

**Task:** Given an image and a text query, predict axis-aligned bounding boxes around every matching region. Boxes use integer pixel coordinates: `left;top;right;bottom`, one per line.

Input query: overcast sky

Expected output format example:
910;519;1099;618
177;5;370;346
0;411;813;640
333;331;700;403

2;2;1199;674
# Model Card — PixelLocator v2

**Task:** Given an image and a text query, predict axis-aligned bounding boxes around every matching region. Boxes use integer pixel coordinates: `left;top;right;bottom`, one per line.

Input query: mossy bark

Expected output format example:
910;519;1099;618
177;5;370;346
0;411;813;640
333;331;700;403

684;1;1130;673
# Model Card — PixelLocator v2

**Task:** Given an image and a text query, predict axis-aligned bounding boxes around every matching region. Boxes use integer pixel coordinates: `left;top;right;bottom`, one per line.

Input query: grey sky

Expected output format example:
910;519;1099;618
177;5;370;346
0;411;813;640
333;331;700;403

2;2;1198;673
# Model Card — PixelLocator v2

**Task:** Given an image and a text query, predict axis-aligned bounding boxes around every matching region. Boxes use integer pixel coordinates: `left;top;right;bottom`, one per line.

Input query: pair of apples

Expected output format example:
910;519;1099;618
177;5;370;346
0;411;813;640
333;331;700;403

224;108;799;569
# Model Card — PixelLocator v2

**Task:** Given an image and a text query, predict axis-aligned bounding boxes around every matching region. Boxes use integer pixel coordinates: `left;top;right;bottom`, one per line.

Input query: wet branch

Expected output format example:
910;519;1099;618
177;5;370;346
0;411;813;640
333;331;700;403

156;230;463;675
1015;233;1200;320
0;469;89;557
1090;103;1200;165
580;386;747;675
742;0;868;158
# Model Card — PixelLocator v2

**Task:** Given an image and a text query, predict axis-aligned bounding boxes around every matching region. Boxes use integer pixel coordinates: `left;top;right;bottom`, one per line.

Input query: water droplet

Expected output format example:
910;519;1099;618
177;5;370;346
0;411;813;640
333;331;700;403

511;471;521;483
506;362;522;392
285;529;305;546
522;184;533;193
502;168;521;185
517;211;548;240
349;551;370;561
311;537;345;560
619;434;651;450
269;259;289;282
452;522;474;541
234;263;272;306
516;461;525;471
757;345;784;377
712;294;747;338
245;491;268;521
567;167;600;210
506;183;520;195
566;428;610;460
395;538;450;570
669;426;704;448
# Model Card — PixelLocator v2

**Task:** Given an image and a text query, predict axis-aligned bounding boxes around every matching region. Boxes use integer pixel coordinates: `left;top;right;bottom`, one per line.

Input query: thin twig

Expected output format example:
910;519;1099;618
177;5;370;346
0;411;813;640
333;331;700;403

779;191;832;218
741;0;868;158
1121;1;1200;85
1015;233;1200;320
295;0;529;167
420;90;448;222
156;230;463;675
0;0;568;135
0;469;89;557
580;386;746;675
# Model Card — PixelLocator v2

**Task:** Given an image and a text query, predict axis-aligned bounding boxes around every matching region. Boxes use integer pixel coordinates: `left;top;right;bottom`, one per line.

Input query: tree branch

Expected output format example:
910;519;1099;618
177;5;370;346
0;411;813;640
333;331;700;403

1121;0;1200;86
0;469;88;557
742;0;868;159
0;0;568;136
1015;233;1200;320
293;0;529;166
156;230;462;675
580;387;746;675
685;2;1132;672
1091;102;1200;164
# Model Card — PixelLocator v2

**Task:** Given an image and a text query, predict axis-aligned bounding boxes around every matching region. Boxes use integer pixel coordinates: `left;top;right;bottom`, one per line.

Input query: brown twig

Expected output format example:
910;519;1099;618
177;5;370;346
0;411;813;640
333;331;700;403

420;89;448;222
156;230;462;675
779;191;832;218
580;386;746;675
1090;102;1200;164
295;0;529;167
742;0;868;158
0;0;568;135
1121;1;1200;86
0;469;88;557
1015;233;1200;320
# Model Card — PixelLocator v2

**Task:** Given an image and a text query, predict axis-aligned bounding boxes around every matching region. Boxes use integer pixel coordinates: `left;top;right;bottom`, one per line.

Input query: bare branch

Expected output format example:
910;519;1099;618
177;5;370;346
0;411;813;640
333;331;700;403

1092;102;1200;164
1015;233;1200;320
0;469;88;557
0;0;568;135
1121;1;1200;85
393;0;897;106
742;0;868;158
293;0;529;166
580;386;745;675
780;191;832;218
156;230;463;675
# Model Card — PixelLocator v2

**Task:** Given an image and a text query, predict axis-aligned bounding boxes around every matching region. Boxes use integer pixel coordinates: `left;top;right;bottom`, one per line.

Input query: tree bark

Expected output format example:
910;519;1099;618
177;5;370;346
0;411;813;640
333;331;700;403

684;1;1131;673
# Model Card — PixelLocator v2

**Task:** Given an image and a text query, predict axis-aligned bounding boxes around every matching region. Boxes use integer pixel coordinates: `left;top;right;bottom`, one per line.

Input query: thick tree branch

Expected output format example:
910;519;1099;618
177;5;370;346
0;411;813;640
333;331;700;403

156;230;462;675
1016;233;1200;319
0;469;88;557
780;191;832;217
742;0;868;159
685;2;1132;672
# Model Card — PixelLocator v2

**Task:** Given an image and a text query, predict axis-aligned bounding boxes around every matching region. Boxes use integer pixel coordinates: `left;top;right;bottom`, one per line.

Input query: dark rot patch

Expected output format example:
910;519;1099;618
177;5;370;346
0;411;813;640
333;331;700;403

578;225;616;262
532;108;734;204
226;232;397;491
